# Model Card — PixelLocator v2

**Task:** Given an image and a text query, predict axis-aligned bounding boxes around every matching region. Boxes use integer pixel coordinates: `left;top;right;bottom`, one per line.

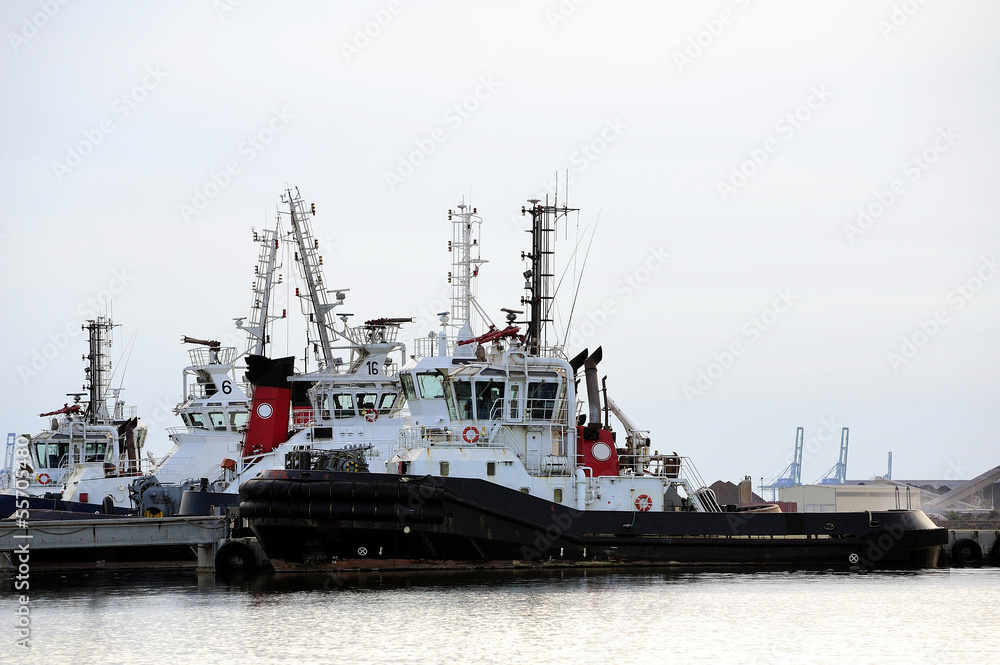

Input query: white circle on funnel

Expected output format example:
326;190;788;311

256;403;273;419
592;441;612;461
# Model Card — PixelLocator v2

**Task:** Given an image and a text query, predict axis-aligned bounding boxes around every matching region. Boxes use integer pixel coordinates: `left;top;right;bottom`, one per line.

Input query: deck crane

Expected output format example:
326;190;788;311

818;427;849;485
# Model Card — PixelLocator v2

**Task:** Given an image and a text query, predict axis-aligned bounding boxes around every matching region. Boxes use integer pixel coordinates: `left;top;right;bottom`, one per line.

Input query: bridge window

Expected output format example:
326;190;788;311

84;440;107;463
454;381;473;420
332;394;355;419
417;373;444;399
230;411;249;430
209;412;227;431
33;441;66;469
188;412;207;429
528;382;558;420
475;381;504;420
378;393;398;413
401;373;416;400
356;393;378;413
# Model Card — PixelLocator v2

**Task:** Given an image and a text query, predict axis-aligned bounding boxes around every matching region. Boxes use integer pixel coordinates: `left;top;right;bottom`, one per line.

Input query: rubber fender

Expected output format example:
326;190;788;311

216;542;257;575
952;538;982;566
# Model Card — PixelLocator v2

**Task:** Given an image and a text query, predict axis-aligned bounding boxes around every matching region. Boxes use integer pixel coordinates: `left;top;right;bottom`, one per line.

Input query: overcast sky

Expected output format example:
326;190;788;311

1;1;997;487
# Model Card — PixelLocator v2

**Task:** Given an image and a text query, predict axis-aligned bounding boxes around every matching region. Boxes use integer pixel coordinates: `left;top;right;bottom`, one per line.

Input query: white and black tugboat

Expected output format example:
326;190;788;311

212;188;412;496
240;195;946;572
125;223;285;516
1;317;146;515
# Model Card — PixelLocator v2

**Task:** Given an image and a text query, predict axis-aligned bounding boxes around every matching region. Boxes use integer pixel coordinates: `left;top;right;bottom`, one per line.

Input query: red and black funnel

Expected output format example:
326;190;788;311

242;355;295;458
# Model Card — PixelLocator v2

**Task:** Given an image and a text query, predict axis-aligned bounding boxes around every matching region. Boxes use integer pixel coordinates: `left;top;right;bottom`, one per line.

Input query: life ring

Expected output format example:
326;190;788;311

635;494;652;512
363;408;378;423
36;473;51;485
462;426;480;444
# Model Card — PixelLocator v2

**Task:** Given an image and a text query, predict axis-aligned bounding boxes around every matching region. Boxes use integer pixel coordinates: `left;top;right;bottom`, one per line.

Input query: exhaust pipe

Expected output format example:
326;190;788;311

568;348;589;374
584;346;603;426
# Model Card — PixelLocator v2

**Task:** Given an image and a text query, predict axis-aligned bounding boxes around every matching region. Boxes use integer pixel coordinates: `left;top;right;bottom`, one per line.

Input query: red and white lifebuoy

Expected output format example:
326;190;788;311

363;408;378;423
635;494;652;512
36;473;51;485
462;426;480;444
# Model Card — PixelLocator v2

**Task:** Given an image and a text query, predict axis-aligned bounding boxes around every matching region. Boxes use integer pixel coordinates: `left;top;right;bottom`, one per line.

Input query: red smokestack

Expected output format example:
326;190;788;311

242;355;295;458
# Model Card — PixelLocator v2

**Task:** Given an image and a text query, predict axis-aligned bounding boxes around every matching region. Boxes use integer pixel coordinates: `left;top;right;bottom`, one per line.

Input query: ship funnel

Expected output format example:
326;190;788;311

584;346;603;425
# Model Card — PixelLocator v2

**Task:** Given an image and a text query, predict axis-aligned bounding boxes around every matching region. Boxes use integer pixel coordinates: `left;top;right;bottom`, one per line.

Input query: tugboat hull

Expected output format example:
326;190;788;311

241;471;945;571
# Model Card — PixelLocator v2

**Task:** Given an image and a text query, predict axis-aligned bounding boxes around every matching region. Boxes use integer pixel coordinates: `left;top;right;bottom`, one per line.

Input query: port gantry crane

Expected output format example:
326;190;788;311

760;427;804;501
818;427;849;485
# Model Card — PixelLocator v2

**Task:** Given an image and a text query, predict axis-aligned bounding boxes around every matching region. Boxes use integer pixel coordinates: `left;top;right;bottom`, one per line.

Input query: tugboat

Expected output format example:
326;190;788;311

210;188;412;496
125;222;286;516
1;317;146;515
240;193;947;571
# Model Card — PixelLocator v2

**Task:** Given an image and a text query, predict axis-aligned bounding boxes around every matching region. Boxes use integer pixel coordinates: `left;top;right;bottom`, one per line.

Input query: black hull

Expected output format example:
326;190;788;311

0;493;131;518
240;471;946;572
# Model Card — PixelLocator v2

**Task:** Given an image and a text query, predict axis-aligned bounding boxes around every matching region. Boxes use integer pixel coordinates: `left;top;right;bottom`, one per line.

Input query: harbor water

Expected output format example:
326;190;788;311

3;568;998;664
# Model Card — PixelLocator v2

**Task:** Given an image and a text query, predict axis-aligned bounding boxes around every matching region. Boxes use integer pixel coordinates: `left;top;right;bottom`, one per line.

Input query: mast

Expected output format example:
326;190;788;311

82;317;116;423
238;220;284;358
283;187;336;370
447;201;491;347
520;193;577;356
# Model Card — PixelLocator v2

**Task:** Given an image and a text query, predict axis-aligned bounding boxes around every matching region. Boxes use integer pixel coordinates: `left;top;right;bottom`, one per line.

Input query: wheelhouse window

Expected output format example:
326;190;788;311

356;393;378;413
209;412;227;431
188;412;208;429
508;383;520;419
417;373;445;399
84;440;107;462
33;441;67;469
475;381;504;420
528;382;558;420
378;392;398;413
401;373;417;400
332;394;355;419
454;381;473;420
230;411;249;430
